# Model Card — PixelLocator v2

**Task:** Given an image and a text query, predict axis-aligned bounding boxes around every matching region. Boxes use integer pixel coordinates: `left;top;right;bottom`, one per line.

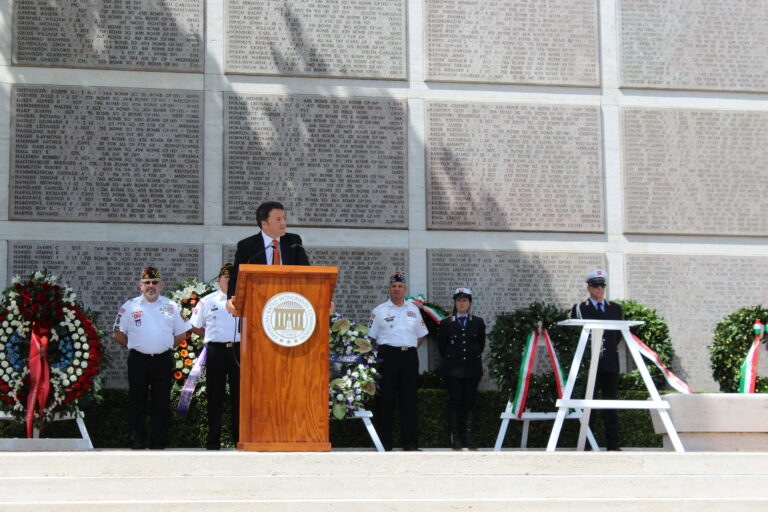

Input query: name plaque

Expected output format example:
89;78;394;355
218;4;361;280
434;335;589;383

12;0;203;72
626;254;768;392
622;108;768;236
225;0;406;79
11;85;204;224
224;94;407;228
426;101;603;232
8;241;202;388
424;0;599;86
224;245;407;326
619;0;768;93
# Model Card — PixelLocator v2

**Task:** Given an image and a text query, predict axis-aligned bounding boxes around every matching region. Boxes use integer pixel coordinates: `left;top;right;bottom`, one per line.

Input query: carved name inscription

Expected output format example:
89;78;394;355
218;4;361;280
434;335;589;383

223;245;407;326
12;0;203;72
224;94;407;228
626;254;768;392
427;101;603;232
8;241;202;388
226;0;406;79
425;0;599;86
619;0;768;92
622;108;768;235
11;85;204;223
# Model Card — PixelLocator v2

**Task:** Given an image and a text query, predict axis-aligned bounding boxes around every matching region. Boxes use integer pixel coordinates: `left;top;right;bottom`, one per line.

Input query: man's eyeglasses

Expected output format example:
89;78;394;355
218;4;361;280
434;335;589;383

141;280;160;285
588;282;606;288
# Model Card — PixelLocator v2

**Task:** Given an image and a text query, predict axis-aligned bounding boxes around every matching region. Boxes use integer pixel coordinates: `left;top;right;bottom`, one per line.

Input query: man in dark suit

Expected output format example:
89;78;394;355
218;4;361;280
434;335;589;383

226;201;310;316
571;268;623;451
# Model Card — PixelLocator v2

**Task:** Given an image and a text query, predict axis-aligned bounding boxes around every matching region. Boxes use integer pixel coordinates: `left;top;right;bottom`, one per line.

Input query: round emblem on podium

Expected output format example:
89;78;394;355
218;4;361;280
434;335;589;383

262;292;317;347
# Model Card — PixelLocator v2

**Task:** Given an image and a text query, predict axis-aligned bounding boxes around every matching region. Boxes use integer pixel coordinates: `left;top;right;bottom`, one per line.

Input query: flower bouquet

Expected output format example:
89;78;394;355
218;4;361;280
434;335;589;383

329;314;379;419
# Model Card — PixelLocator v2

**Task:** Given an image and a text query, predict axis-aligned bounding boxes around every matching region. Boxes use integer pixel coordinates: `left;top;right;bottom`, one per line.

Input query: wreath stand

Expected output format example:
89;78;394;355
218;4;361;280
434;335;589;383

0;410;93;450
352;409;385;452
494;405;598;450
546;319;685;452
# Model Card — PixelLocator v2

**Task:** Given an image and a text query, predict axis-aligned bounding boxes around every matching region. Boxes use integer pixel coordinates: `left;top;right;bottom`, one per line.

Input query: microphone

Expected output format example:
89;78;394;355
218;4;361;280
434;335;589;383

246;245;269;264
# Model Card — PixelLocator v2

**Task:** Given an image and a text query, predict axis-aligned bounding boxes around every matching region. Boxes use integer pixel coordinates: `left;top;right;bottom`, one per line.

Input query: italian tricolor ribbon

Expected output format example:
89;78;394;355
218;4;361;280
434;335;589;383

26;322;51;438
739;320;765;393
630;334;692;394
509;323;566;418
406;295;446;324
177;345;208;415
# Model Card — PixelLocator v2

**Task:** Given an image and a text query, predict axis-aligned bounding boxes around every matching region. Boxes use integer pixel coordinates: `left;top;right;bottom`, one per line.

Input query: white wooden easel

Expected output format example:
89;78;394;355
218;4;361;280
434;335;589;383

494;405;598;450
352;409;385;452
546;319;684;452
0;410;93;450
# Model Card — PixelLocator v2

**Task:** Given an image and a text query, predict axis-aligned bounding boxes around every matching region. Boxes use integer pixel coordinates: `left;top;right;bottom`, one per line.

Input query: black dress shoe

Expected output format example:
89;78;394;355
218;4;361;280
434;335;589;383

131;443;145;450
206;443;221;450
403;446;421;452
607;446;622;451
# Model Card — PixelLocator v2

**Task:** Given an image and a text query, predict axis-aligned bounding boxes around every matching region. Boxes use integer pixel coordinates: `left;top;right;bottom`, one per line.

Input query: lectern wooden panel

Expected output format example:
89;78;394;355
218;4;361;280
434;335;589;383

233;264;338;451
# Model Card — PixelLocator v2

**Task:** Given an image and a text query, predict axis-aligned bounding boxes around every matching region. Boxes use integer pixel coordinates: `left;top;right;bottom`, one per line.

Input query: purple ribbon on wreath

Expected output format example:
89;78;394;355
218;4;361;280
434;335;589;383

177;345;208;416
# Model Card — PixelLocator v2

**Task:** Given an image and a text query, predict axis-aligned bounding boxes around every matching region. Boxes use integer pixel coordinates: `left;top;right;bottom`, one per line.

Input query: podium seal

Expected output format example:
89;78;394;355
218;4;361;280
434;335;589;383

262;292;317;347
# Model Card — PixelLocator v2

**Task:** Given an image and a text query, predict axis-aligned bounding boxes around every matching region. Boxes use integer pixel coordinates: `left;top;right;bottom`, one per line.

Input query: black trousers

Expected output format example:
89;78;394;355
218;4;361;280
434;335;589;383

127;349;172;449
376;345;419;450
206;342;240;447
591;371;620;450
446;376;481;418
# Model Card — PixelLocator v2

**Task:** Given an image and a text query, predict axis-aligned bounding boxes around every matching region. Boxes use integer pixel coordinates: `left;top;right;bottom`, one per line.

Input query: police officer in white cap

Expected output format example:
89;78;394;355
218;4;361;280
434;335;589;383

437;288;486;450
571;269;623;451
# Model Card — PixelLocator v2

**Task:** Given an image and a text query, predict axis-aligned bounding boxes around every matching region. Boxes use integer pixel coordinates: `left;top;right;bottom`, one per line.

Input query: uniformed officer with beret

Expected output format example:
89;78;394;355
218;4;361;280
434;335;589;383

571;269;623;451
437;288;486;450
369;272;428;451
113;267;190;449
190;263;240;450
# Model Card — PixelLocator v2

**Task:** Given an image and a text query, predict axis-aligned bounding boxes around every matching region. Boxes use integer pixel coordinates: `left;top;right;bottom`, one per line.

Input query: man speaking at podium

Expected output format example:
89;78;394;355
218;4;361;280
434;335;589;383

226;201;310;316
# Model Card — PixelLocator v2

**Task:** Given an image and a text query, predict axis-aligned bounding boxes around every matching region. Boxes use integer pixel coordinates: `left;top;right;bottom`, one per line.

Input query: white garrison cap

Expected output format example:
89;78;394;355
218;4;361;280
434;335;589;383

453;288;472;298
585;269;607;283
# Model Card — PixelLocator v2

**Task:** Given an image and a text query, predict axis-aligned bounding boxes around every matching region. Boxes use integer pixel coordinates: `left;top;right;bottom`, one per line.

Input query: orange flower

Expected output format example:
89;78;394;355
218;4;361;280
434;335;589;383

180;340;188;348
184;358;192;366
190;299;197;305
180;349;188;357
174;371;183;380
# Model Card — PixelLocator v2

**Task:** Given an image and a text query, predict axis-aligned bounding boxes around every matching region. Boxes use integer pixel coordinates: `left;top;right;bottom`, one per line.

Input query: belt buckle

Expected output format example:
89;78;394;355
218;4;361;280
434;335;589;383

225;342;234;348
401;346;408;351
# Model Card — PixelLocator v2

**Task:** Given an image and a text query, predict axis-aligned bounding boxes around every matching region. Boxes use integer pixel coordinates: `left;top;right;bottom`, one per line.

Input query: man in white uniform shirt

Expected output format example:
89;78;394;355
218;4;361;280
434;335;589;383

190;264;240;450
369;272;428;451
113;267;189;450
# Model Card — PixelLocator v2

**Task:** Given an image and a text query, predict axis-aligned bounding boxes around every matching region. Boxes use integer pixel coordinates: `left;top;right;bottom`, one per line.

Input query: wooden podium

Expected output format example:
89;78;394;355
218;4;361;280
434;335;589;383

233;264;338;451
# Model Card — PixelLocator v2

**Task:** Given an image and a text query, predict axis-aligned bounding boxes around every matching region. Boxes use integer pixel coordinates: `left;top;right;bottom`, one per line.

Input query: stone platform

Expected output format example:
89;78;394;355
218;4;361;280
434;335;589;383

0;450;764;511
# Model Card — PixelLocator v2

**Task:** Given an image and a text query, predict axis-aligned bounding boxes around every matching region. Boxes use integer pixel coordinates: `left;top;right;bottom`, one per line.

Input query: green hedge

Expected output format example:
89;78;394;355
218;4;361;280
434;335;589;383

0;387;661;449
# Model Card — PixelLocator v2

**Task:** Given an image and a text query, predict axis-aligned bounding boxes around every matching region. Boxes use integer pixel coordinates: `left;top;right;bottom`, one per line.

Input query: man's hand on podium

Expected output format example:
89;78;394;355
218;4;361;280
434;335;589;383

226;297;240;317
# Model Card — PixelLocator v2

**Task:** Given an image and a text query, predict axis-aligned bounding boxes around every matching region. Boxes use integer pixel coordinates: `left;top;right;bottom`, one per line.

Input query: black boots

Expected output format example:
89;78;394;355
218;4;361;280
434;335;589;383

450;410;463;450
465;411;478;451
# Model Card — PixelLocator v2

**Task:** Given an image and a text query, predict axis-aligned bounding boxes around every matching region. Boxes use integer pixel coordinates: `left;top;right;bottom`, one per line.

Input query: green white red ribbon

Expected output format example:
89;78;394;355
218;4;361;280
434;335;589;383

406;294;446;324
630;334;692;394
739;320;765;393
509;324;566;418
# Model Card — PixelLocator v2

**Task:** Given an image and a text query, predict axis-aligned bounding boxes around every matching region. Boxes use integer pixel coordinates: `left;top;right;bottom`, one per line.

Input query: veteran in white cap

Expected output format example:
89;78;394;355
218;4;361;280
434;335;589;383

571;269;623;451
437;288;486;450
369;272;428;451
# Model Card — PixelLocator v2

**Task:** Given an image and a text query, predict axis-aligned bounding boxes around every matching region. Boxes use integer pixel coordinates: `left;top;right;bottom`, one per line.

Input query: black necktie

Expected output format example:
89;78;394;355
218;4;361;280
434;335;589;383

598;302;604;313
459;317;467;328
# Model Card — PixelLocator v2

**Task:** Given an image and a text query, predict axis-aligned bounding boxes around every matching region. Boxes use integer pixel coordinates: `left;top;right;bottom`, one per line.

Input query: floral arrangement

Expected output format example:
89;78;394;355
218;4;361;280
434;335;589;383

168;278;215;394
0;271;104;423
710;305;768;393
329;314;379;419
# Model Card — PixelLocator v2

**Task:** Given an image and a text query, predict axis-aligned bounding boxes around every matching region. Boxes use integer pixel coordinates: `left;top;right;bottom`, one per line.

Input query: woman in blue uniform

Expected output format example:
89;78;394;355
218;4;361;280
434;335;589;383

437;288;486;450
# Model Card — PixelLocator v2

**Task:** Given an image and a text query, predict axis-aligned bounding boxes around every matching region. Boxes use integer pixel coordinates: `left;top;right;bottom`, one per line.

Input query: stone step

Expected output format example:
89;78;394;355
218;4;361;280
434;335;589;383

1;451;764;511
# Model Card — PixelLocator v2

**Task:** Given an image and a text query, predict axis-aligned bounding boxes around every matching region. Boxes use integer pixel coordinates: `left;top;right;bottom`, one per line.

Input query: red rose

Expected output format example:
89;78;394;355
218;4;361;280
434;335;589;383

30;303;40;313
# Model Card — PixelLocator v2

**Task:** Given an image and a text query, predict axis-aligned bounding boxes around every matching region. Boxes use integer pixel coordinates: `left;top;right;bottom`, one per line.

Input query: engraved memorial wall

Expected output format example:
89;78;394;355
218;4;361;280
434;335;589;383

10;85;204;223
619;0;768;93
426;101;604;232
12;0;204;72
622;108;768;236
424;0;600;86
224;94;407;228
225;0;406;79
8;241;203;388
626;254;768;391
223;245;407;326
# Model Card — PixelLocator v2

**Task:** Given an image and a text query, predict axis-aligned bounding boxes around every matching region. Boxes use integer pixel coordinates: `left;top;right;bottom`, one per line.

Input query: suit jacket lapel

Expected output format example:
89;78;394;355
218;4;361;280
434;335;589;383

255;231;268;264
